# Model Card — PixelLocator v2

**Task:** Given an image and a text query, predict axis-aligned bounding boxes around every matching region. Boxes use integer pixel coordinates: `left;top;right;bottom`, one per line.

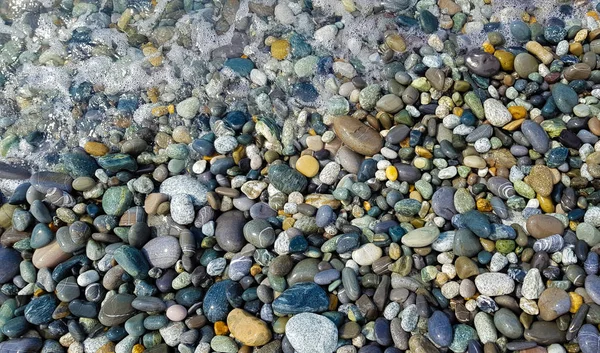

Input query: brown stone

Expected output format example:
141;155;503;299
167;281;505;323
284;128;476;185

455;256;480;279
83;141;109;156
0;227;30;247
32;241;72;269
227;308;272;346
538;287;571;321
524;321;566;345
333;116;383;156
589;117;600;136
563;63;592;81
438;0;461;15
484;149;517;169
524;165;554;197
144;193;169;215
526;215;565;239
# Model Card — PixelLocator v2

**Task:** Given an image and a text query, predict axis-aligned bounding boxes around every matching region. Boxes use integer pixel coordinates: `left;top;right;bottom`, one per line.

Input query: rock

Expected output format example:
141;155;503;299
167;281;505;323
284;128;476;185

272;282;329;314
32;241;72;269
215;210;246;252
521;268;545;299
295;155;320;177
30;171;73;193
268;164;307;194
0;247;20;284
227;309;272;346
521;120;550;154
453;229;482;257
493;308;523;339
462;210;492;238
552;83;579;114
160;175;208;206
285;313;338;353
401;226;440;247
474;273;515;296
465;51;500;77
142;236;181;269
577;222;600;246
244;219;276;248
176;97;200;119
428;311;453;347
113;245;149;279
97;153;137;172
484;98;512;126
538;287;571;321
333;116;383;156
524;321;566;344
513;53;539;78
585;275;600;305
526;214;565;239
203;280;234;322
524;165;553;196
578;324;600;353
351;243;382;266
24;295;56;325
432;187;457;219
102;186;133;216
170;194;195;225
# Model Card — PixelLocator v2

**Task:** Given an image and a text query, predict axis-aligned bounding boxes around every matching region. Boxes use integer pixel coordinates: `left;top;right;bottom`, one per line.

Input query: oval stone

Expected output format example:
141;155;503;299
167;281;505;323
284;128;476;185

142;236;181;269
215;210;246;252
98;293;136;326
333;115;383;156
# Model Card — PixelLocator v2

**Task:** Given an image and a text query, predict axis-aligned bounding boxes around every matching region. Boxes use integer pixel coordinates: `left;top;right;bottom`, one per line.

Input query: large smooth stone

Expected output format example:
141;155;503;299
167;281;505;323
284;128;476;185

24;294;56;325
538;287;571;321
432;187;457;220
203;280;234;323
30;171;72;193
333;115;383;156
524;321;566;344
526;214;565;239
474;273;515;296
493;308;523;339
227;309;272;346
268;164;307;194
0;338;43;353
585;275;600;305
32;241;72;269
465;51;500;77
552;82;579;114
579;324;600;353
287;258;320;286
453;229;482;257
285;313;338;353
462;210;492;238
401;227;440;247
215;210;246;252
142;236;181;269
0;246;20;283
428;310;453;347
272;282;329;314
113;245;150;279
98;293;136;326
487;177;515;199
521;120;550;154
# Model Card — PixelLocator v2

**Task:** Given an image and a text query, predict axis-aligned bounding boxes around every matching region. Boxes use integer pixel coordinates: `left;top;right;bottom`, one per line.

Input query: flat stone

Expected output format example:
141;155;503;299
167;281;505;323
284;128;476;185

272;282;329;315
526;214;565;239
401;226;440;247
268;164;307;194
474;272;515;296
538;287;571;321
524;321;566;345
227;309;272;346
333;115;383;156
285;313;338;353
465;51;500;77
142;236;181;269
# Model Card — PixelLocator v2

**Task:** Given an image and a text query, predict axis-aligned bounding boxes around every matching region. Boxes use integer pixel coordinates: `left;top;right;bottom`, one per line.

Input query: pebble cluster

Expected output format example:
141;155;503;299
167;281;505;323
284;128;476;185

5;1;600;353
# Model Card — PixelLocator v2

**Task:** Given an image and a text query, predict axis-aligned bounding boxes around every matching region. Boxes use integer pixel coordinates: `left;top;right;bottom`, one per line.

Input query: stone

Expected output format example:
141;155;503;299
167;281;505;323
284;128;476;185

538;287;571;321
493;308;523;339
484;98;512;127
585;275;600;305
0;246;20;284
351;243;382;266
113;245;149;279
578;324;600;353
432;187;457;219
524;165;553;196
203;280;234;322
428;310;453;347
465;51;500;77
170;194;195;225
552;83;579;114
227;309;272;346
474;273;515;296
521;120;550;154
215;210;246;252
526;214;565;239
285;313;338;353
24;295;56;325
268;164;307;194
32;241;72;269
513;53;538;78
159;175;208;206
272;282;329;314
577;223;600;246
333;116;383;156
244;219;276;248
30;171;73;193
142;236;181;269
524;321;566;344
102;186;133;217
521;268;545;299
401;226;440;247
295;155;319;177
453;229;482;257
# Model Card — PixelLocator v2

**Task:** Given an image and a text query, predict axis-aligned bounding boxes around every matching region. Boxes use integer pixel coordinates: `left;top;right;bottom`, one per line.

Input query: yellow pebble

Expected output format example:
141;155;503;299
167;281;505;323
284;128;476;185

168;104;175;114
453;107;463;116
569;221;579;232
147;87;160;103
142;45;163;67
494;50;515;71
415;146;433;158
363;201;371;211
385;33;407;53
503;118;525;131
508;106;527;119
328;294;338;311
569;42;583;56
588;10;599;20
84;141;109;156
132;344;145;353
575;29;589;42
480;238;495;252
308;129;317;136
386;166;398;181
537;195;554;213
295;155;320;177
411;219;425;228
250;264;262;276
214;321;229;335
482;42;495;54
271;40;290;60
476;198;492;212
282;217;295;230
151;106;169;117
569;292;583;313
409;191;423;202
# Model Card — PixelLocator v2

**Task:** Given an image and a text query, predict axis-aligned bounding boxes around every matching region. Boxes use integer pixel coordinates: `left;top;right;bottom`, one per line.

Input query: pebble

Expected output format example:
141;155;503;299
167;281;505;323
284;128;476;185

285;313;338;353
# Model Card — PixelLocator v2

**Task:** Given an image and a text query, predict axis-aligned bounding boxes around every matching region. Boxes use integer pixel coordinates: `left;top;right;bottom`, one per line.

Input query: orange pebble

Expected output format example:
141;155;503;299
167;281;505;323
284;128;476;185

132;344;145;353
84;141;109;156
482;42;495;54
214;321;229;335
508;106;527;119
477;198;493;212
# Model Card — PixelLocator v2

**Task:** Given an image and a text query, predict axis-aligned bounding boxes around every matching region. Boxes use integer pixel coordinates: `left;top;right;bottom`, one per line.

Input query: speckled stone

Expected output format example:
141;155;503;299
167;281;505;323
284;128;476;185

285;313;338;353
474;273;515;296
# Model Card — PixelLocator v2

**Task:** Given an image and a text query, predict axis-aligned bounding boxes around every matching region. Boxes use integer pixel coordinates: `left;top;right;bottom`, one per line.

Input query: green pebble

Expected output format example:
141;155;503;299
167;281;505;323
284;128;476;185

541;119;566;138
457;166;471;178
513;180;535;199
496;240;516;254
415;180;433;199
464;92;484;119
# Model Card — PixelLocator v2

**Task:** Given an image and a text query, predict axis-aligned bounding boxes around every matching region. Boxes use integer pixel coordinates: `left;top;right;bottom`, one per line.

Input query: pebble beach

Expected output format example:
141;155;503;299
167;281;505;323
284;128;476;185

4;1;600;353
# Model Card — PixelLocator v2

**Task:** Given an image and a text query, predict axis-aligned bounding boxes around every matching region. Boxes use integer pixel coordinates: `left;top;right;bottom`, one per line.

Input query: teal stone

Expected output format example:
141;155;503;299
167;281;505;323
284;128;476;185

203;279;234;322
272;282;329;315
97;153;137;172
12;209;32;231
99;294;136;326
102;186;133;216
2;316;29;338
268;273;287;292
552;83;579;114
62;152;98;177
144;315;169;330
224;58;254;76
24;294;56;325
113;245;150;279
452;12;467;33
143;332;163;349
453;229;482;257
125;313;147;337
510;20;531;41
19;261;36;283
464;91;484;119
415;180;433;199
546;147;568;168
462;210;492;238
289;33;312;57
544;25;566;44
165;144;189;160
394;199;422;216
419;10;438;34
268;164;307;194
449;324;478;353
333;187;350;200
175;287;204;307
30;223;54;249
